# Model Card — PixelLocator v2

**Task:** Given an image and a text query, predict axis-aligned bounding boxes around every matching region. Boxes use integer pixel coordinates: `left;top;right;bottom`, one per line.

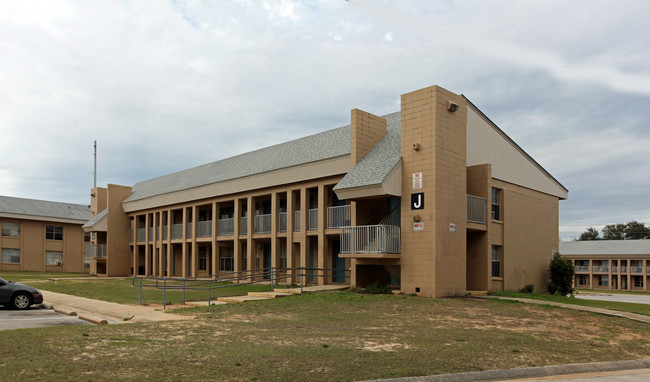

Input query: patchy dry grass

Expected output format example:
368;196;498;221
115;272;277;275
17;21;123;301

1;291;649;381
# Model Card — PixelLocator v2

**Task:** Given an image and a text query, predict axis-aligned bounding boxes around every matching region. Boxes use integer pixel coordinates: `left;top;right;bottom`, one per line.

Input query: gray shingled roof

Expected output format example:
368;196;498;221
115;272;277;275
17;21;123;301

124;123;352;202
0;195;90;222
82;208;107;229
560;240;650;256
333;112;402;191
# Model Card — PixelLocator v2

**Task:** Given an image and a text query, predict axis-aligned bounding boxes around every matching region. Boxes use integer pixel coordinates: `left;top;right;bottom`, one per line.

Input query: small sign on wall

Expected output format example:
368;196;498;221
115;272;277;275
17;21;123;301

449;223;457;232
411;193;424;210
412;172;422;190
414;222;424;231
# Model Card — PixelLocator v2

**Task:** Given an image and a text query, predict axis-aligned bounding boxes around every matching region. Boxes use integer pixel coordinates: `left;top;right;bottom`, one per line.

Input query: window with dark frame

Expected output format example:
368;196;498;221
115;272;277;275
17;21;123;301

198;247;208;271
46;225;63;240
491;188;502;221
491;245;502;278
1;248;20;263
1;222;20;237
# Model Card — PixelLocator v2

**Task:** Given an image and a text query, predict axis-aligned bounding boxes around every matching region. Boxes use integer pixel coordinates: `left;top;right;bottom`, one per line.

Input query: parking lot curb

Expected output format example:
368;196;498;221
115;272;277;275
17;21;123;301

78;314;108;325
53;306;77;316
364;358;650;381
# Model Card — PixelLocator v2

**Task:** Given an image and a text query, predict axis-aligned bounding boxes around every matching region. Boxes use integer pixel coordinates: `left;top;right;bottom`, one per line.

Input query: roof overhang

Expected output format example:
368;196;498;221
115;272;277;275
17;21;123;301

334;161;402;200
82;209;108;232
0;212;87;225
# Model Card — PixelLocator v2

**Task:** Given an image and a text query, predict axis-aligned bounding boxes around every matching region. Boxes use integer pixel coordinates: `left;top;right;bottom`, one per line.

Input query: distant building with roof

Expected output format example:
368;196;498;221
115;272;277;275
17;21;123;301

560;240;649;291
82;85;568;297
0;195;90;273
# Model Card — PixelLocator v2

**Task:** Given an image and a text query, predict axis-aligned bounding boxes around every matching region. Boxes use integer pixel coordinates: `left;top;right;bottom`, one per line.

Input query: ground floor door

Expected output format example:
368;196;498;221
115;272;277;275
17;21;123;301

332;240;345;283
263;243;272;279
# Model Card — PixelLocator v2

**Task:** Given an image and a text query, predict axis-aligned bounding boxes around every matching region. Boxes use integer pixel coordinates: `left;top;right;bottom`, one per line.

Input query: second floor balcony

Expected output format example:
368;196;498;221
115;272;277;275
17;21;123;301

339;225;400;257
327;205;351;229
574;265;589;273
592;266;609;273
84;244;106;259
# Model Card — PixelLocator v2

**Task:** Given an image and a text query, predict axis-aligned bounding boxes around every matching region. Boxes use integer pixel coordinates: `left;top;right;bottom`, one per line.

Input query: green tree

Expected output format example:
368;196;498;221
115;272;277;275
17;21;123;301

577;227;600;240
623;220;650;239
547;252;574;296
602;223;626;240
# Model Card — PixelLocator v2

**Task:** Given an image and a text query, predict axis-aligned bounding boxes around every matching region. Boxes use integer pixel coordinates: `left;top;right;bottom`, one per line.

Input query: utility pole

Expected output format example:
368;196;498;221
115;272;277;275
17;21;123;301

93;140;97;189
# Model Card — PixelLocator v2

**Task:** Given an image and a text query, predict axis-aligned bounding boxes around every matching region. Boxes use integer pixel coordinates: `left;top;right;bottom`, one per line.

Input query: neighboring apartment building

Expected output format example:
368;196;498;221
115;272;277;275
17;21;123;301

0;195;90;273
560;240;649;292
83;85;567;297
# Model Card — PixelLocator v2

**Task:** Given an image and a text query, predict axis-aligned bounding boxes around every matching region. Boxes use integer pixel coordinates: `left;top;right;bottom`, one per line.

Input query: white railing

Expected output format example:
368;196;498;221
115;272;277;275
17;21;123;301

592;266;609;273
278;212;287;233
294;211;301;232
467;195;486;224
612;266;618;273
198;221;212;238
187;223;193;239
647;267;650;274
340;225;401;254
254;214;272;234
84;244;106;259
327;205;351;229
172;224;183;239
631;266;643;274
163;225;168;240
218;218;234;236
148;228;153;241
241;217;248;235
621;266;628;273
137;228;146;242
309;209;318;230
574;266;589;273
130;230;133;242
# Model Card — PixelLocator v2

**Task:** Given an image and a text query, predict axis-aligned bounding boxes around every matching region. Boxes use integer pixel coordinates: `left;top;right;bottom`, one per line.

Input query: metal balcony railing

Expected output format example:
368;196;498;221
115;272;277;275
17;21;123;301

84;244;106;259
278;212;287;233
198;221;212;238
187;223;192;239
340;225;401;254
631;266;643;274
137;228;146;242
254;214;272;234
308;209;318;230
148;228;153;241
574;265;589;273
327;205;351;229
163;225;168;240
241;217;248;235
592;266;609;273
172;224;183;239
467;195;486;224
218;218;234;236
612;266;618;273
294;211;301;232
621;266;628;273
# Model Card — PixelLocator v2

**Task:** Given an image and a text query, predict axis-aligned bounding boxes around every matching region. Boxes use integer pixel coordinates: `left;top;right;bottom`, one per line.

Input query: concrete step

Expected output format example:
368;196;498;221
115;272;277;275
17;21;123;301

247;291;293;298
466;290;488;296
217;295;271;303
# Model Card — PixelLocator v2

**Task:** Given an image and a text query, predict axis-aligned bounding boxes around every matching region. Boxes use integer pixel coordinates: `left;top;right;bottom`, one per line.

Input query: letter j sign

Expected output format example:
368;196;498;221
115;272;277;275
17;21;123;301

411;193;424;210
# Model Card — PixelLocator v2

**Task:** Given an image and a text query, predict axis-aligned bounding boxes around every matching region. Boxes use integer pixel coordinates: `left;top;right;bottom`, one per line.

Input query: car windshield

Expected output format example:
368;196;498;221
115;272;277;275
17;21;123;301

0;278;7;284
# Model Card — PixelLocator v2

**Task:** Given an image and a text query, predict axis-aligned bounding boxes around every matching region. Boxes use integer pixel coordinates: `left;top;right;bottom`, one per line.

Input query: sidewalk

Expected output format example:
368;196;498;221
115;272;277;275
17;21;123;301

475;295;650;324
40;290;193;324
40;284;348;324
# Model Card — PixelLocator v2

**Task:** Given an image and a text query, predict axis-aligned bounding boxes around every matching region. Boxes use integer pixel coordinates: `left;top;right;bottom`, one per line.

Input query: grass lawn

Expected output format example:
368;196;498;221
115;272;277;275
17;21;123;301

0;271;93;282
491;291;650;317
0;291;649;381
24;277;278;305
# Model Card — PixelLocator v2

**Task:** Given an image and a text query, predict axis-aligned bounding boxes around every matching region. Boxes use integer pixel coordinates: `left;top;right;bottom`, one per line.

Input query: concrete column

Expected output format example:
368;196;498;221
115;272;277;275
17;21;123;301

182;208;187;278
299;188;308;272
286;190;294;283
191;205;197;277
271;192;278;275
234;198;241;275
166;210;172;277
317;184;326;285
144;213;150;276
212;202;218;277
246;196;253;277
132;217;138;276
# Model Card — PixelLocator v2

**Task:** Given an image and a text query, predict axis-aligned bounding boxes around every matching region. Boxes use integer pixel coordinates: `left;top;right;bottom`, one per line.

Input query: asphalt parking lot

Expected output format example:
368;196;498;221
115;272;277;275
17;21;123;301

575;293;650;305
0;305;91;330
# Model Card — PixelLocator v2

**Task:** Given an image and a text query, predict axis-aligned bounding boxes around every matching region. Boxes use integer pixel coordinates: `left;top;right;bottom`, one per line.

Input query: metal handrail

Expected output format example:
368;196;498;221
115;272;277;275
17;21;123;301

132;266;351;310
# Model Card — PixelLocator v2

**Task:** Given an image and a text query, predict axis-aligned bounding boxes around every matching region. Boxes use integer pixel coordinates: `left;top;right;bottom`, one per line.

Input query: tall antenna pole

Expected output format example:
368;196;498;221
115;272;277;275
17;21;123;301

93;140;97;189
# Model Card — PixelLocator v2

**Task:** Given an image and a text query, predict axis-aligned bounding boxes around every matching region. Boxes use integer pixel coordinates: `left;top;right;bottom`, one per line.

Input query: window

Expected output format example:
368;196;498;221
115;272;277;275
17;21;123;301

45;251;63;265
198;247;208;271
491;245;502;278
1;222;20;237
84;232;91;243
577;274;589;286
598;275;609;287
220;246;234;272
84;260;90;268
633;276;644;288
279;242;287;270
491;188;502;221
46;225;63;240
1;248;20;263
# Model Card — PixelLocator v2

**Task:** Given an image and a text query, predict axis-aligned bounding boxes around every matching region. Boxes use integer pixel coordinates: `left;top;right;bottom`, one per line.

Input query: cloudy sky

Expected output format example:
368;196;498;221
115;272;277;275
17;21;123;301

1;0;649;240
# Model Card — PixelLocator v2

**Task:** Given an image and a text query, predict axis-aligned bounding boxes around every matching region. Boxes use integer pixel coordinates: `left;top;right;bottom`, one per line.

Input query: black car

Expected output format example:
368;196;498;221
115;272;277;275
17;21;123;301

0;278;43;309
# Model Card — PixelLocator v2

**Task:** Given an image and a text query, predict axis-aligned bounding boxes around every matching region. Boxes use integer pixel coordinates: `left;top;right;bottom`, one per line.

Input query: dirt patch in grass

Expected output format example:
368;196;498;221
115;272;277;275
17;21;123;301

1;291;649;381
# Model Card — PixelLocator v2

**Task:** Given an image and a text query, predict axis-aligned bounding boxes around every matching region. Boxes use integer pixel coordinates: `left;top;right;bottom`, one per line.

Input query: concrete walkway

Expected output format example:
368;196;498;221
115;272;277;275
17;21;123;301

40;284;349;324
475;296;650;324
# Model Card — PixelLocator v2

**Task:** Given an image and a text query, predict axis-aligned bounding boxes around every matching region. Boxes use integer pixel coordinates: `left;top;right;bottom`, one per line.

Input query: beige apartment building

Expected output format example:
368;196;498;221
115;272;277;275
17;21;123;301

83;85;567;297
0;195;90;273
560;240;649;291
